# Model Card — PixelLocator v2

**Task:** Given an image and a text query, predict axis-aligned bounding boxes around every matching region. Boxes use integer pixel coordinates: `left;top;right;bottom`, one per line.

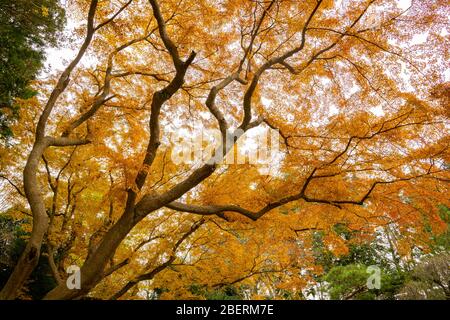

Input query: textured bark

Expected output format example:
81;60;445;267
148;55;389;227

43;0;198;299
110;219;204;300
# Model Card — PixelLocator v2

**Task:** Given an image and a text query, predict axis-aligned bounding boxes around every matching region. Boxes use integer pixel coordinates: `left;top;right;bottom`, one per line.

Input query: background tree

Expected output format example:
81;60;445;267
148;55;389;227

307;205;450;300
308;228;406;300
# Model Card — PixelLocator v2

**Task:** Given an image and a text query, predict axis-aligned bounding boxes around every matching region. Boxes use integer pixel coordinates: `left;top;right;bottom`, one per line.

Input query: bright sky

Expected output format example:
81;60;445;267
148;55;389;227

40;0;449;120
396;0;412;10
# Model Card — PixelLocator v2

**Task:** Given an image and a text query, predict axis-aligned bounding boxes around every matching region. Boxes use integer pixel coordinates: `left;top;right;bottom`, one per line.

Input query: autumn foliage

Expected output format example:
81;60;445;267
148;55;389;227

0;0;449;300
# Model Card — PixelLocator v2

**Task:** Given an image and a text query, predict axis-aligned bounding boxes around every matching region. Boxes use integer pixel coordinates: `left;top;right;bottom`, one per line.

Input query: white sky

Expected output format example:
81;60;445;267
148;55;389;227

396;0;412;10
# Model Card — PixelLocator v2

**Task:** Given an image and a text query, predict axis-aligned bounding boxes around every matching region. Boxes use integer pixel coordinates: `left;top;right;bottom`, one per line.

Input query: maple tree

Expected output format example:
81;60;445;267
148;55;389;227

0;0;449;300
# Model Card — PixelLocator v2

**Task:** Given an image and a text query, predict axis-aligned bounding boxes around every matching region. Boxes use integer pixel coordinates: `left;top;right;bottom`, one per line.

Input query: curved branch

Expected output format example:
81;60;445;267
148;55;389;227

148;0;183;69
0;174;25;197
239;0;323;130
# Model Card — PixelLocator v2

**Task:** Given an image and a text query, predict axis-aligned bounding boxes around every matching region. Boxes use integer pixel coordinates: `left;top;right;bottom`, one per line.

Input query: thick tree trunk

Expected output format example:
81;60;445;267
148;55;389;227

43;209;136;299
0;142;49;300
43;165;215;299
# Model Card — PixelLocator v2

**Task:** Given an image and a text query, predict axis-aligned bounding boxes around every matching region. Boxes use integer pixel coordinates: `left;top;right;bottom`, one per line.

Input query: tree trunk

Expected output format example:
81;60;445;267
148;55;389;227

0;142;49;299
43;209;137;299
